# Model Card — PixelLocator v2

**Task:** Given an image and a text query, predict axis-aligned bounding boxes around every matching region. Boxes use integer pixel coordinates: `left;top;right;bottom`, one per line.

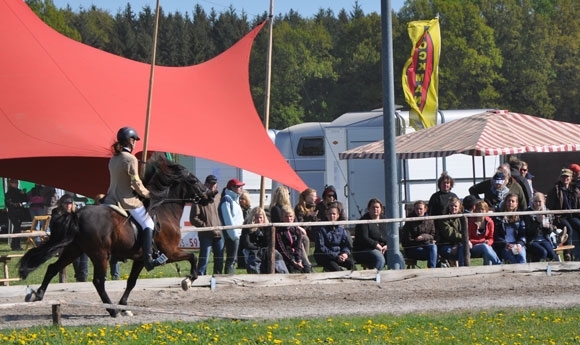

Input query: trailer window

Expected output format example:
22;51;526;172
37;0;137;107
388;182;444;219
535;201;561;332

297;137;324;156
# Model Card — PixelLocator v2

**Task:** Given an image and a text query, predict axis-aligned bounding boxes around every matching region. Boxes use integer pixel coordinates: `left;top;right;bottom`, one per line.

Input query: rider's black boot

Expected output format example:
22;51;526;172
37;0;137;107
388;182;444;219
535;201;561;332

143;227;163;271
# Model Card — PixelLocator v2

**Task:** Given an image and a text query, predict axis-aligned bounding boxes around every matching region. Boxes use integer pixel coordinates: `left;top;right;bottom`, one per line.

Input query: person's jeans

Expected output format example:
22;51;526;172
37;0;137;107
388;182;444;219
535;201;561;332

470;243;501;265
197;235;224;275
404;244;438;268
528;240;559;262
109;260;120;280
353;249;386;270
557;216;580;259
73;253;89;282
223;234;240;275
500;245;527;264
314;253;356;272
438;243;465;266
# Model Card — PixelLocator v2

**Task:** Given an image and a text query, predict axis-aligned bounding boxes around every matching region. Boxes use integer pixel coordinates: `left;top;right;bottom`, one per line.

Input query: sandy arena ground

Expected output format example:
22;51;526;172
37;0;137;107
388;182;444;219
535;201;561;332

1;262;579;329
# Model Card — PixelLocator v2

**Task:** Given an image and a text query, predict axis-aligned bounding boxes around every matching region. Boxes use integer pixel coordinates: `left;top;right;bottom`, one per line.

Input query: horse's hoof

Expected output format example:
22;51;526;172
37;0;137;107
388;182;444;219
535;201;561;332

24;292;34;302
121;310;134;317
181;278;191;291
108;309;119;318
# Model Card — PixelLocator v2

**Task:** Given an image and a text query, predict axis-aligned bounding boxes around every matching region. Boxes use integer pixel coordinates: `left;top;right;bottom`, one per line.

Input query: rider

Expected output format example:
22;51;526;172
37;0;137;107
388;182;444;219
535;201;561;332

103;126;163;271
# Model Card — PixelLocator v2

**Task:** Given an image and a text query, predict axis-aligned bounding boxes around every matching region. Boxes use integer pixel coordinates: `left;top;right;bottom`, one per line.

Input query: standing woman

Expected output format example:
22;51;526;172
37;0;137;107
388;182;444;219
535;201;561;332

269;186;292;223
428;172;458;217
353;198;389;270
219;178;245;274
103;127;163;271
51;194;88;281
493;193;527;264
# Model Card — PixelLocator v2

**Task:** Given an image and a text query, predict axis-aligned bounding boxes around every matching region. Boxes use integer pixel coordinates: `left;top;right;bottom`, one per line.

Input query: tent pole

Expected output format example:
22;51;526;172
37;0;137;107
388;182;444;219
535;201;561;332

381;0;404;269
140;0;161;178
259;0;275;209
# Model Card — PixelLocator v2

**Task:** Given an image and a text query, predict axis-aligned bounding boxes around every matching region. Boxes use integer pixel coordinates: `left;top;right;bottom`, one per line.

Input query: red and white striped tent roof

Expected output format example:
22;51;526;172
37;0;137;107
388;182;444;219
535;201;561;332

339;110;580;160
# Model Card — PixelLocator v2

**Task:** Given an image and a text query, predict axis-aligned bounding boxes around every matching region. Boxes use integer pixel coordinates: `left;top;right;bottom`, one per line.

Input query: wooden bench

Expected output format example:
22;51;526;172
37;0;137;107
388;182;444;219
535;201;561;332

1;254;24;286
554;244;575;261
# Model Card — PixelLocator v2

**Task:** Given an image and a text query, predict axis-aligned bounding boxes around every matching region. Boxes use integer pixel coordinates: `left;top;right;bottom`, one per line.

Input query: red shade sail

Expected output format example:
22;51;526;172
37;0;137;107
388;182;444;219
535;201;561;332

339;110;580;160
0;0;306;197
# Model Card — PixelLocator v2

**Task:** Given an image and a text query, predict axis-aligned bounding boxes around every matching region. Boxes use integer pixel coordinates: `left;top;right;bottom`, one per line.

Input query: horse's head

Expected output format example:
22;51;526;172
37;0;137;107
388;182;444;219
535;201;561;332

144;154;214;206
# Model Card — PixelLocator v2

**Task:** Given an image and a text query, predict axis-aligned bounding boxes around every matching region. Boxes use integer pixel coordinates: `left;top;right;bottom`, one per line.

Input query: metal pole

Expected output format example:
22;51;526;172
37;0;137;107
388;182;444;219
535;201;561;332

140;0;161;178
381;0;404;269
259;0;275;208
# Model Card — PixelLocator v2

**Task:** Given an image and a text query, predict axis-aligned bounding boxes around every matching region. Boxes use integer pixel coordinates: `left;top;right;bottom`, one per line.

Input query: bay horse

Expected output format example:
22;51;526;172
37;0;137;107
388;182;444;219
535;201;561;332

18;155;214;317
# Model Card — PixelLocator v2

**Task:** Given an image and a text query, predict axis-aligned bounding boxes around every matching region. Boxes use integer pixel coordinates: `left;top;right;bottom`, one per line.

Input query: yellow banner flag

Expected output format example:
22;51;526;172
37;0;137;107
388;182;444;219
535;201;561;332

402;18;441;130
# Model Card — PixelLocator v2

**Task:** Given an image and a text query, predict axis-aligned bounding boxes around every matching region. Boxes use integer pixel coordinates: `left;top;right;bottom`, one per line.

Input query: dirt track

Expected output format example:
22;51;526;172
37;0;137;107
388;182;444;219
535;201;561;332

1;262;579;329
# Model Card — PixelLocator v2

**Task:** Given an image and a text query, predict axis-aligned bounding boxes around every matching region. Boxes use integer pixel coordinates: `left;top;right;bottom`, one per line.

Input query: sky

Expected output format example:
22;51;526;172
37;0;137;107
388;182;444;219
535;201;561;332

51;0;405;18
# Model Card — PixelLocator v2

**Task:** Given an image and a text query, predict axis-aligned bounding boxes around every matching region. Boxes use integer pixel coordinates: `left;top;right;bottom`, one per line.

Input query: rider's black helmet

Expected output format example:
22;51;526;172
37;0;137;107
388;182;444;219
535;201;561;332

117;127;141;143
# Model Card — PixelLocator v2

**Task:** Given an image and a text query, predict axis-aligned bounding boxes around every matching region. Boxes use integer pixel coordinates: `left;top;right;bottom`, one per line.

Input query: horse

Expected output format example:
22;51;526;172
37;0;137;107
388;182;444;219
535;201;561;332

18;155;214;317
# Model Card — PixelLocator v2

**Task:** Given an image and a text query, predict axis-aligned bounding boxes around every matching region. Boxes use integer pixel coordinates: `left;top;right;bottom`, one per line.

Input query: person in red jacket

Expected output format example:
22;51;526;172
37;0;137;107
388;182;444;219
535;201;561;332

468;201;501;265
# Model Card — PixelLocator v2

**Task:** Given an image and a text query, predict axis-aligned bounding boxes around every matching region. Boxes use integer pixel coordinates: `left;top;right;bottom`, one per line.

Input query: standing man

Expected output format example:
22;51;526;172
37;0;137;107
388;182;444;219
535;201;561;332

4;179;28;250
190;175;223;275
219;178;245;274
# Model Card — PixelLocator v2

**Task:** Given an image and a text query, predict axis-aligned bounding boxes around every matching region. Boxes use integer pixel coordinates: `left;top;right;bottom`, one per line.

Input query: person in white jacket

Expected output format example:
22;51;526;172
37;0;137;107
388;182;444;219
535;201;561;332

219;178;245;274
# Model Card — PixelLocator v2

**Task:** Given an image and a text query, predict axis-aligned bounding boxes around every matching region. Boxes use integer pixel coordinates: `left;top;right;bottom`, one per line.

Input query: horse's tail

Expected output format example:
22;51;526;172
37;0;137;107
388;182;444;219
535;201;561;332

18;212;80;279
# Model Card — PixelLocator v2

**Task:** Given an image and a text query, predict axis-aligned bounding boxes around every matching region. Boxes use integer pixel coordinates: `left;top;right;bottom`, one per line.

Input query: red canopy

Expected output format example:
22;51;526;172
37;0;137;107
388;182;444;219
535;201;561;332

339;110;580;160
0;0;306;197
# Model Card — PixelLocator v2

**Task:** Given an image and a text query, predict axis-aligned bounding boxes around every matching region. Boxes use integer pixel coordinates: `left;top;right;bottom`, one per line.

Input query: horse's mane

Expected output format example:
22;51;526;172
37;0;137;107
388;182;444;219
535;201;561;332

143;155;186;197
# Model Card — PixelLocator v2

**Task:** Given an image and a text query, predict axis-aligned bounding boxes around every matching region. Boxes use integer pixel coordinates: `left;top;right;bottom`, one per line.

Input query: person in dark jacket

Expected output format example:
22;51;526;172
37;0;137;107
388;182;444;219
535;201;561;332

314;205;355;271
401;200;438;268
493;193;527;264
190;175;223;275
241;207;288;274
353;198;389;270
4;178;28;250
428;172;458;217
275;206;311;273
315;185;347;222
51;194;88;281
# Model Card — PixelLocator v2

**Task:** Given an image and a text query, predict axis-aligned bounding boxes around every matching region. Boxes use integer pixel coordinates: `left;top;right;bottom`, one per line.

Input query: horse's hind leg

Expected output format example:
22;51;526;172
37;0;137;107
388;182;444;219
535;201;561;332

28;247;79;302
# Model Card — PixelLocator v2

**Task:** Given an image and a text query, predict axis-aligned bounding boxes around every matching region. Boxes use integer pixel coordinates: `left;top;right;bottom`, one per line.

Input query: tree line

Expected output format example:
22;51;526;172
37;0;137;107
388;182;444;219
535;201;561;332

26;0;579;129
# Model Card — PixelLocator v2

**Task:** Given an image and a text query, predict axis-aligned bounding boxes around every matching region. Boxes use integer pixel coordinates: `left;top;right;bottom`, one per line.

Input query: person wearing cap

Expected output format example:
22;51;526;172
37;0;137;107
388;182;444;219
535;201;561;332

315;185;347;222
4;178;28;250
469;170;509;211
499;163;528;210
190;175;223;275
469;168;526;212
50;194;89;281
103;127;164;271
569;163;580;184
546;168;580;261
219;178;245;274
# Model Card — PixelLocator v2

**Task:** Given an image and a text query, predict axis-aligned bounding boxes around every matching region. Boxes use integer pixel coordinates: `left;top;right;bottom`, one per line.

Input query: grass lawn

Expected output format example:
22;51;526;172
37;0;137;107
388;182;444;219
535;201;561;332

1;308;579;344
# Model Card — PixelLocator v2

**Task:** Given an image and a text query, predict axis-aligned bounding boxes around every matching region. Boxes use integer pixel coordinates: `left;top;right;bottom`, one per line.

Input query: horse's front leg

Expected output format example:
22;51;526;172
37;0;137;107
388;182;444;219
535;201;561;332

169;250;198;291
90;255;117;317
117;260;144;316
